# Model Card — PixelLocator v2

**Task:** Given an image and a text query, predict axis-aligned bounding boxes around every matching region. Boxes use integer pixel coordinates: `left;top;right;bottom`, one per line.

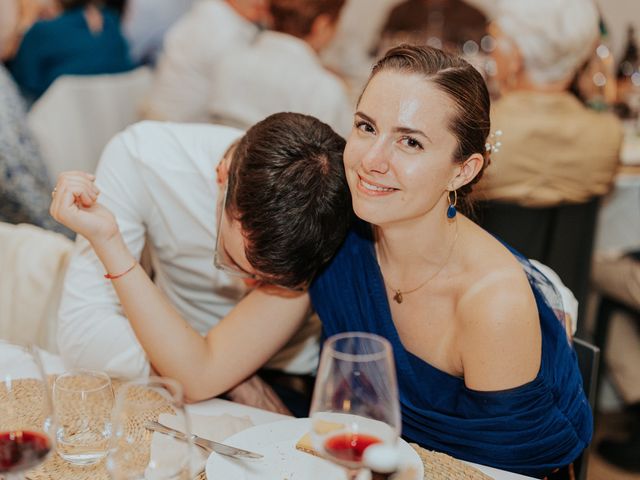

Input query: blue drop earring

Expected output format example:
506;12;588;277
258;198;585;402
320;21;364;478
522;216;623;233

447;190;457;219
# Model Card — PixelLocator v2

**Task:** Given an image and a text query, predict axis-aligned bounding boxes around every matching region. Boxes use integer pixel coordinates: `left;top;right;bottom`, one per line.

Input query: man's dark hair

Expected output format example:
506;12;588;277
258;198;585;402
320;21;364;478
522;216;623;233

226;112;351;289
269;0;345;38
59;0;97;10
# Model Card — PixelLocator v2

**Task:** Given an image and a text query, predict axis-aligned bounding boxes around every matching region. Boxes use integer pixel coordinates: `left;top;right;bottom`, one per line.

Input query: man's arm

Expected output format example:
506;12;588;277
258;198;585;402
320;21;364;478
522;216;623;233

83;224;310;401
57;132;152;378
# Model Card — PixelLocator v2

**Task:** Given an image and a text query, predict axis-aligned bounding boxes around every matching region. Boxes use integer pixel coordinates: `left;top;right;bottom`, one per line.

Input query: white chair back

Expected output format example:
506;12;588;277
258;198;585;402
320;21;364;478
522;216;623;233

0;223;74;353
27;67;153;178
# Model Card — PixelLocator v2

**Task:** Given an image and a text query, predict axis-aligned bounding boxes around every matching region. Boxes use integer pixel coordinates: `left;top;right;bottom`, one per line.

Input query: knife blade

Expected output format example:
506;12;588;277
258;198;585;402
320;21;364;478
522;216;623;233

144;420;263;460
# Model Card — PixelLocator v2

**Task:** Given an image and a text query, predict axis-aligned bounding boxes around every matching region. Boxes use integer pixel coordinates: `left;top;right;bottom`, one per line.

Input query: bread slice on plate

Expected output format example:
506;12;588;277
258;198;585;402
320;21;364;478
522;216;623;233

295;420;343;457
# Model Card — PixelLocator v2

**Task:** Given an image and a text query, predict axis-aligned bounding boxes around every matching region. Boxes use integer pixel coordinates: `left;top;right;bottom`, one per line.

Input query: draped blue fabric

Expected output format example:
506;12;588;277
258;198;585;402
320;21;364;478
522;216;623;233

310;221;593;479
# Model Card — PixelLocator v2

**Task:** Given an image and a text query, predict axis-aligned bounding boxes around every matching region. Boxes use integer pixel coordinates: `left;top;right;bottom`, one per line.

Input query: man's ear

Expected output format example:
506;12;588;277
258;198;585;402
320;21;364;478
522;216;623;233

216;159;229;186
450;153;484;191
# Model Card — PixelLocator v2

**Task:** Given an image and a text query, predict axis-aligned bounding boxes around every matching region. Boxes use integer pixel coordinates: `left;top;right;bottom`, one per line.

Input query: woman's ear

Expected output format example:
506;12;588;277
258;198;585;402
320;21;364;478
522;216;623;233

450;153;485;190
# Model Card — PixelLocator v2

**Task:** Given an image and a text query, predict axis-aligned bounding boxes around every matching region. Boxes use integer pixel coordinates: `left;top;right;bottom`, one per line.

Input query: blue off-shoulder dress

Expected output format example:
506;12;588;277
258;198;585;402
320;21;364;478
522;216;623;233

309;222;593;479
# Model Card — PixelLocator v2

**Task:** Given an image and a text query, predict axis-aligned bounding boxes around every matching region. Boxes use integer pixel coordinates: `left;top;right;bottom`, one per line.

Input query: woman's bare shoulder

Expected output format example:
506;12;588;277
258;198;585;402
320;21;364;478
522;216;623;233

456;217;531;296
452;219;542;391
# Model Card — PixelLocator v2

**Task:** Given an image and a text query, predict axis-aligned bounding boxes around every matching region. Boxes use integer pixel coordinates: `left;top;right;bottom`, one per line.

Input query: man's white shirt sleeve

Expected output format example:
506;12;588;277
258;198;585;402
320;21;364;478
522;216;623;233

57;132;155;378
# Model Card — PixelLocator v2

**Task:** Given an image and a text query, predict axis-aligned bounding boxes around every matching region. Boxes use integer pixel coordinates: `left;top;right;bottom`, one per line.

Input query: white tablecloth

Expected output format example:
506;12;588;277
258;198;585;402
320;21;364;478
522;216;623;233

594;167;640;254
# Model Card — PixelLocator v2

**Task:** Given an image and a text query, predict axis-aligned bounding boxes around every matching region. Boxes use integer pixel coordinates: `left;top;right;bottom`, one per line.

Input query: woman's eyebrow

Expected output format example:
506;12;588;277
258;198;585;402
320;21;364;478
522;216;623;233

394;126;432;143
356;111;432;143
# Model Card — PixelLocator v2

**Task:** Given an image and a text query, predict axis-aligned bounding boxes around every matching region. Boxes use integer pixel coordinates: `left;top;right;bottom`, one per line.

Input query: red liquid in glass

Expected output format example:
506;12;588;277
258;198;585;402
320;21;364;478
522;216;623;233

324;433;382;463
0;431;51;473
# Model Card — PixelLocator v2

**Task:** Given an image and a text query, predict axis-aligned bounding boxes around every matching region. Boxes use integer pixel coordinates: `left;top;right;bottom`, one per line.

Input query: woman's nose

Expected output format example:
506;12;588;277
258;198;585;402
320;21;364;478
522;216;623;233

360;139;390;174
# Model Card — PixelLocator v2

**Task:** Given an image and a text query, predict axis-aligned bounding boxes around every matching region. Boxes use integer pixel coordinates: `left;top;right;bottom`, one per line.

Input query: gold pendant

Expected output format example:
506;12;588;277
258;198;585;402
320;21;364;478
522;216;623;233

393;290;403;304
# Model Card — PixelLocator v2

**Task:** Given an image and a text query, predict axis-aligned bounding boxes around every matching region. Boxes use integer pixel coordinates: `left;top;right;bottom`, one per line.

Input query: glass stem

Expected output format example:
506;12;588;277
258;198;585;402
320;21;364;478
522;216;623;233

345;467;362;480
4;473;26;480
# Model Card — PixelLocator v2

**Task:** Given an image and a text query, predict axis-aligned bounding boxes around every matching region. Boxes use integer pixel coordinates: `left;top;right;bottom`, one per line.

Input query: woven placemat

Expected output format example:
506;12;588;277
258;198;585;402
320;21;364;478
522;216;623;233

1;378;184;480
410;444;492;480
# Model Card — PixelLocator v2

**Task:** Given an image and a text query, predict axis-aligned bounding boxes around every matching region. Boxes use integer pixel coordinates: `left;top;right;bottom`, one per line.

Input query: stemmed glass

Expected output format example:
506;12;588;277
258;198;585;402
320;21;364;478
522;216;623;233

106;377;193;480
309;332;401;480
0;341;55;480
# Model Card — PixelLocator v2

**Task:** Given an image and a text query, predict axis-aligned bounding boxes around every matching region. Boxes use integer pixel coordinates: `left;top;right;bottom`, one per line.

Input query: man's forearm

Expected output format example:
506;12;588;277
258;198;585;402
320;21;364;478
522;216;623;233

90;233;213;396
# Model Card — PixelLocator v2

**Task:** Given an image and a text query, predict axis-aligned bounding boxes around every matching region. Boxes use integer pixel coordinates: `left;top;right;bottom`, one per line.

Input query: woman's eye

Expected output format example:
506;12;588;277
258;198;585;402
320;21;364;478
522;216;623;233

355;120;375;134
401;136;423;150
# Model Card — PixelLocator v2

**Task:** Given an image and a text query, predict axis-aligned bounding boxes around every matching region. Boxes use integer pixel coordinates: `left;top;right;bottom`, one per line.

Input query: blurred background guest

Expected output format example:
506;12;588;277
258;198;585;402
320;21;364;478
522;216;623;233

208;0;352;137
7;0;134;101
141;0;270;123
320;0;401;93
592;251;640;473
376;0;487;57
120;0;195;66
0;64;72;237
472;0;622;208
0;0;58;62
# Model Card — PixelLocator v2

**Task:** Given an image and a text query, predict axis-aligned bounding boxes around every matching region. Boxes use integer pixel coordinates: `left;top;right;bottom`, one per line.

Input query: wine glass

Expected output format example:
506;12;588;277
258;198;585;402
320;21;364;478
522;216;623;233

309;332;401;480
0;341;55;480
106;377;193;480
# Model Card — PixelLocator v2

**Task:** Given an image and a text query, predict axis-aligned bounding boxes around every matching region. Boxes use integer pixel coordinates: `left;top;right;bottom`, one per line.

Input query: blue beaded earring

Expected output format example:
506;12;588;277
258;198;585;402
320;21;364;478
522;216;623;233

447;190;457;219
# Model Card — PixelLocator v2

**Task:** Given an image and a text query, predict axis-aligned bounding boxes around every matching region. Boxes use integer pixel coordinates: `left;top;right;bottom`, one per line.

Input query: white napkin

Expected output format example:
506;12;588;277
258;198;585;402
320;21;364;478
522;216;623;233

147;412;254;478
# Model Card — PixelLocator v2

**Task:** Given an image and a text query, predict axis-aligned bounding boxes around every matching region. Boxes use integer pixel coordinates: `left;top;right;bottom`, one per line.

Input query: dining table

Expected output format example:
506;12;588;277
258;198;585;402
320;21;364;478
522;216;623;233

0;343;536;480
594;121;640;254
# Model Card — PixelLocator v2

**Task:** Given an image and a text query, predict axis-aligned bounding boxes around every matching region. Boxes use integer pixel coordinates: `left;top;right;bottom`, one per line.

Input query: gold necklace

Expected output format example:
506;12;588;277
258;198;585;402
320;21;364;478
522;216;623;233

376;221;458;304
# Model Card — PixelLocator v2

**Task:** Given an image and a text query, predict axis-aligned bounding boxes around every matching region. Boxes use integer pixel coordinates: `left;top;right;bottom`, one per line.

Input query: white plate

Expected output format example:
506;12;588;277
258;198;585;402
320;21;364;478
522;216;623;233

205;418;423;480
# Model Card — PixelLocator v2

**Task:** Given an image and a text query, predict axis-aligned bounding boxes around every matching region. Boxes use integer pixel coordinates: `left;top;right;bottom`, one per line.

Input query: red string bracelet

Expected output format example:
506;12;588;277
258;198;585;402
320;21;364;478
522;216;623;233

104;261;137;280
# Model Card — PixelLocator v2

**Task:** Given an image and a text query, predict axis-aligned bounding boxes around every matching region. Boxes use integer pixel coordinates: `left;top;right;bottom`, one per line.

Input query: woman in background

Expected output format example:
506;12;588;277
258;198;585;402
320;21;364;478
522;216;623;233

8;0;133;100
0;0;58;61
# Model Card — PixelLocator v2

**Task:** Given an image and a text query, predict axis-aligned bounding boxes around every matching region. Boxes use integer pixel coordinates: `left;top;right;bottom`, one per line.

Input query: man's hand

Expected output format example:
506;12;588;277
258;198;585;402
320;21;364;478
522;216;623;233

50;171;120;245
226;375;292;416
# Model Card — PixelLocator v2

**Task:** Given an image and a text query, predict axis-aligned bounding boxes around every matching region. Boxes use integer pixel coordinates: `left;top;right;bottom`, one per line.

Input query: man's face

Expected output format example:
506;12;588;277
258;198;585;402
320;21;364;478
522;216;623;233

214;183;262;289
214;141;310;292
214;146;262;288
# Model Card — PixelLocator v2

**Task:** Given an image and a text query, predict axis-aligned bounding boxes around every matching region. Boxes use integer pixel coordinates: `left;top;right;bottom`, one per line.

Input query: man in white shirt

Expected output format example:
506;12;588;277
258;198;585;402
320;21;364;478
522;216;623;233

141;0;269;122
57;113;351;415
209;0;353;138
121;0;195;65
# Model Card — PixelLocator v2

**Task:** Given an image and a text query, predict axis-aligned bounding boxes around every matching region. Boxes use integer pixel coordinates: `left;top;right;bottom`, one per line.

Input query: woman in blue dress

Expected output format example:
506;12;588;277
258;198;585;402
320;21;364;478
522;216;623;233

8;0;133;100
308;45;591;478
50;45;591;478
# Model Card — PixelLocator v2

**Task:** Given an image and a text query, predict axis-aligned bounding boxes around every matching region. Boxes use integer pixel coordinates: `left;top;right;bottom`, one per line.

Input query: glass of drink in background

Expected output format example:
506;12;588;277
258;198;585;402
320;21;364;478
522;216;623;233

107;377;193;480
53;370;114;465
0;341;54;480
309;332;401;480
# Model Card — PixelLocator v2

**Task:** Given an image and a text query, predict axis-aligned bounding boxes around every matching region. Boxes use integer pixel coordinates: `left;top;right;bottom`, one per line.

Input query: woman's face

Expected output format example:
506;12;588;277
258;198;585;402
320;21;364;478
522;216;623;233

344;70;461;227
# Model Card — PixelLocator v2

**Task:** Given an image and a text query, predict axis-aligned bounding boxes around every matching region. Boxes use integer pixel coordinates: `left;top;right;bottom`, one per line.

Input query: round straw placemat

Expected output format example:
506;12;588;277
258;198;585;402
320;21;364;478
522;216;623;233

14;378;179;480
410;444;493;480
